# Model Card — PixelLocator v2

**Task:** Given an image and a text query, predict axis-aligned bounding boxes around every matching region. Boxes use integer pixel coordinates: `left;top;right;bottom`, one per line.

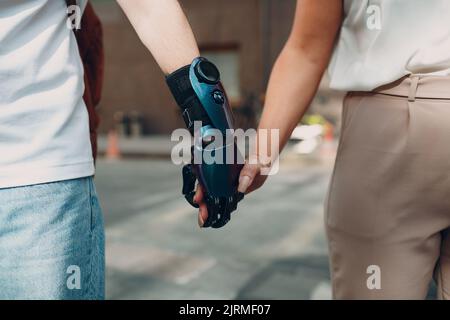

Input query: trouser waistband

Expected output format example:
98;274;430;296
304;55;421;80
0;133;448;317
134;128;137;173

369;75;450;101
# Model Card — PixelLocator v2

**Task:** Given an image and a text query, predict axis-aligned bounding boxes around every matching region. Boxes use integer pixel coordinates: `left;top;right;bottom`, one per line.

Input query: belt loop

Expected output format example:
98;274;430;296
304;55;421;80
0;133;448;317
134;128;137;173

408;75;420;102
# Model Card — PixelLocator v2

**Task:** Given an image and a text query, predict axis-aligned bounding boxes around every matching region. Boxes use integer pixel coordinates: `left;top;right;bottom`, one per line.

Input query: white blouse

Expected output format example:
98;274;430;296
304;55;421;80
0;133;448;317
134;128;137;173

328;0;450;91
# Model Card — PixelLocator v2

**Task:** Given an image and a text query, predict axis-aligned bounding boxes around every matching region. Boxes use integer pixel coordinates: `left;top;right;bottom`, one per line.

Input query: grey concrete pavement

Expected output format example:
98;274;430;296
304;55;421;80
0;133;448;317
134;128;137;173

94;146;439;299
94;132;446;300
94;147;335;299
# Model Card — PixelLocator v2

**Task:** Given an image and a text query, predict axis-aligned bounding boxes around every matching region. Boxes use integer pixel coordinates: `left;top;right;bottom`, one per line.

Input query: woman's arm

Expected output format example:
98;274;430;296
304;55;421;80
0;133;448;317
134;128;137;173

116;0;200;74
238;0;343;194
195;0;343;225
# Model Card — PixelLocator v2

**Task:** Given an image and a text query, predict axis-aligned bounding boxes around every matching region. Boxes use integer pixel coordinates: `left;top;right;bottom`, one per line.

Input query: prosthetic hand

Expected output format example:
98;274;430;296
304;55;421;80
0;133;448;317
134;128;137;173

166;57;244;228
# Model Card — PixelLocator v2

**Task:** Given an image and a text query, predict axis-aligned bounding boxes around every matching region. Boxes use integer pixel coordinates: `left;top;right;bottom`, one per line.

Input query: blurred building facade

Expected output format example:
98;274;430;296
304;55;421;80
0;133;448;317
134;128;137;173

91;0;342;135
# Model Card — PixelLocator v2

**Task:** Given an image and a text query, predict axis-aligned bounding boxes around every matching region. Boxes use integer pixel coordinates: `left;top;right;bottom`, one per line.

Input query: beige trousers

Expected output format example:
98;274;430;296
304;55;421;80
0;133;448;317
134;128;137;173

325;75;450;299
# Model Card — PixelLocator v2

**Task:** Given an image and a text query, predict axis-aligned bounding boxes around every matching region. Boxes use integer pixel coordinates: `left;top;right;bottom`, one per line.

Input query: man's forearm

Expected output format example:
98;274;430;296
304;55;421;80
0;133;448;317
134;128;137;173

117;0;200;74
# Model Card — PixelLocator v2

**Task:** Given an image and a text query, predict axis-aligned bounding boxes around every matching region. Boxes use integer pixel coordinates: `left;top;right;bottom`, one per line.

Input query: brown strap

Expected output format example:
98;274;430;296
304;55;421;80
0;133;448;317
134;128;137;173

65;0;79;7
64;0;104;160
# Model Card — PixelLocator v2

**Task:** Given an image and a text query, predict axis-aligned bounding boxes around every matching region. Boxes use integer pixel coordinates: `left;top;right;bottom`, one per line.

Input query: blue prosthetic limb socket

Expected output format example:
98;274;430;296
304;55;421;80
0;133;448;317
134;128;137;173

166;57;244;228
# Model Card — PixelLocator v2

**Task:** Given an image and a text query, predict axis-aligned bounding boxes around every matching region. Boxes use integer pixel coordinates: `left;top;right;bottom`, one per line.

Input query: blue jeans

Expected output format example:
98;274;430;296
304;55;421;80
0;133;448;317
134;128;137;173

0;177;105;299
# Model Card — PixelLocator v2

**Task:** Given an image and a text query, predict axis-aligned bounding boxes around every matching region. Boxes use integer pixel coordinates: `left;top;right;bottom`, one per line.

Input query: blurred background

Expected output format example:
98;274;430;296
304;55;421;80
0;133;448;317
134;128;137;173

90;0;345;299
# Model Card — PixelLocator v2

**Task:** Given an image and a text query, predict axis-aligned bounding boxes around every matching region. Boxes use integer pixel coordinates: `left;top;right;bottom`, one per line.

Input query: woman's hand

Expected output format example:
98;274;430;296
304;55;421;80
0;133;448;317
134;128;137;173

193;0;343;228
237;160;269;195
194;160;268;227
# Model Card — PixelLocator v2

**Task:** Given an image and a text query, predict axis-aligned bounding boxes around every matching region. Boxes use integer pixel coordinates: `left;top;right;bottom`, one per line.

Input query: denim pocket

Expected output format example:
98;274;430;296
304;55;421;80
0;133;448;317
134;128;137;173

87;177;96;232
86;177;105;299
87;177;104;234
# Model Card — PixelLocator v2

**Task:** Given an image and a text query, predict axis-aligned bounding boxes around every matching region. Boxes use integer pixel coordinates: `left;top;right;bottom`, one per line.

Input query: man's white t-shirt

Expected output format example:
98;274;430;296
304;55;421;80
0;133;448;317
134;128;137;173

329;0;450;91
0;0;93;188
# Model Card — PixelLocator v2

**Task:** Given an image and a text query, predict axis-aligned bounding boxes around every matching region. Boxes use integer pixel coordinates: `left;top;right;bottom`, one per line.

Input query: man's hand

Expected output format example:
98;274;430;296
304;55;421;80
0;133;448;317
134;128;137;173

194;160;268;227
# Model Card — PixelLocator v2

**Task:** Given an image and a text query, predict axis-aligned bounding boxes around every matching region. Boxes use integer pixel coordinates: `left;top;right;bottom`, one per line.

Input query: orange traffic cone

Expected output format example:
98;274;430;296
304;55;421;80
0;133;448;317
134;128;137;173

324;123;334;142
106;129;121;160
